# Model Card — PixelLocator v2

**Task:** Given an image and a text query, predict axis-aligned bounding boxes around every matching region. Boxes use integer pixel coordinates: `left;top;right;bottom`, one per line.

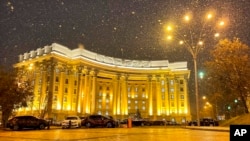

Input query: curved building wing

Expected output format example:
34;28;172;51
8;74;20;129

15;43;191;123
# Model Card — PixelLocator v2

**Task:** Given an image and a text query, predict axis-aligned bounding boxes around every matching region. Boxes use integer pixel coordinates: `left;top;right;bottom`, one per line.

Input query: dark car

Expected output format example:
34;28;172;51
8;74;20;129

84;115;116;128
188;118;219;126
7;115;49;130
80;116;86;126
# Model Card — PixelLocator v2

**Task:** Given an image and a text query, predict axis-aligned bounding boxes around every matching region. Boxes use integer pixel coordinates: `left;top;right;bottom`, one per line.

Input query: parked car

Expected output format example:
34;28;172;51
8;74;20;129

61;116;82;129
6;115;49;130
84;115;116;128
188;118;219;126
79;116;86;126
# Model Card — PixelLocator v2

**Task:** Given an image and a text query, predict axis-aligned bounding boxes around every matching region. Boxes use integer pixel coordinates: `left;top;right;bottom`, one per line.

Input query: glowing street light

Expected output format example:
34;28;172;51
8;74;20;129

164;11;226;126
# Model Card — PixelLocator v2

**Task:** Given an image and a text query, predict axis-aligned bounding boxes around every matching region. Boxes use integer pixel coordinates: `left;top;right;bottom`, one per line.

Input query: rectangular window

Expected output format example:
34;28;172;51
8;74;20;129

65;88;68;93
55;86;58;91
74;80;77;86
170;80;174;85
181;102;184;107
53;95;57;101
170;88;174;93
171;102;174;107
65;79;68;84
180;95;184;99
55;76;59;82
63;97;67;102
180;80;184;84
180;87;184;92
171;94;174;99
161;80;165;85
74;89;77;94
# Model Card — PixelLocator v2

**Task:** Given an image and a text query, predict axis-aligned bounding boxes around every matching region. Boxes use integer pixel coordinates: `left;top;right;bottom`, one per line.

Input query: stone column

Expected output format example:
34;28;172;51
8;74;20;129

90;70;97;114
148;76;153;116
83;68;90;114
112;75;118;115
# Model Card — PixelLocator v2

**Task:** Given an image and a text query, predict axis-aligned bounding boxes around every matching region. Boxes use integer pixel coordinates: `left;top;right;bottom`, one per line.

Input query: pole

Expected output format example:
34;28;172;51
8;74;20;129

194;56;200;126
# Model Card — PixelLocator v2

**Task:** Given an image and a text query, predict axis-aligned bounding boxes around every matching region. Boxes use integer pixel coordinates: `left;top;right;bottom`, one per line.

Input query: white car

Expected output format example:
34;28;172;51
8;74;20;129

62;116;81;129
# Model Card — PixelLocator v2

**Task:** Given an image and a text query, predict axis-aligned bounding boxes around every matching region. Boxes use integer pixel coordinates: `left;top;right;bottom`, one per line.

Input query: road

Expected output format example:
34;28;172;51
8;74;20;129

0;126;229;141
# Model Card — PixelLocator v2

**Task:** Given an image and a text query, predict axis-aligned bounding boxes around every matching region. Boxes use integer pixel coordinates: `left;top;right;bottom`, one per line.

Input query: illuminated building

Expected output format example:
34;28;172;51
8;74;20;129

14;43;191;123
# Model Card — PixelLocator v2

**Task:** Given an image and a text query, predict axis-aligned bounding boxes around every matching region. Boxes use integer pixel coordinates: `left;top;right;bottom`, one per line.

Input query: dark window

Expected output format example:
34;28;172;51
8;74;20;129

55;76;59;82
180;80;184;84
55;86;58;91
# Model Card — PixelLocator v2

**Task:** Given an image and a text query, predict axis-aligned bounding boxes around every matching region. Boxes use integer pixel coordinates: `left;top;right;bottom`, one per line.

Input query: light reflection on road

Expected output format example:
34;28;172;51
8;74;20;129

0;127;229;141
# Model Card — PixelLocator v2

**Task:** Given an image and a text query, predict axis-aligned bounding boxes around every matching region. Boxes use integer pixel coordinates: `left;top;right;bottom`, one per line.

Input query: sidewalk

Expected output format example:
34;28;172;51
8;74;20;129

184;126;229;132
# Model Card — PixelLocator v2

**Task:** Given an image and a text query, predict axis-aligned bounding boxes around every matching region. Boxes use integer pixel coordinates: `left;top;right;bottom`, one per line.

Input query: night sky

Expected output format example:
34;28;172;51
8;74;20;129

1;0;249;66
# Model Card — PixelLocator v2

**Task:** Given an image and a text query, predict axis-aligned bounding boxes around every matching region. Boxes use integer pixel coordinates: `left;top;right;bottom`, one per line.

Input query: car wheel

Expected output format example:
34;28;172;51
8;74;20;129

39;124;45;129
13;125;19;131
86;122;92;128
106;122;112;128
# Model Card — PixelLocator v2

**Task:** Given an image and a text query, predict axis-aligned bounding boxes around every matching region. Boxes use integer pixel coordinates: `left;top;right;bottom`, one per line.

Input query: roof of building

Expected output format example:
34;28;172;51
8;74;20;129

18;43;188;71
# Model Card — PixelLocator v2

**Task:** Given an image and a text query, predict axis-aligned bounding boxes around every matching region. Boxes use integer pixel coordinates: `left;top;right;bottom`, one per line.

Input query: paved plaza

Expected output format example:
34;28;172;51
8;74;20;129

0;126;229;141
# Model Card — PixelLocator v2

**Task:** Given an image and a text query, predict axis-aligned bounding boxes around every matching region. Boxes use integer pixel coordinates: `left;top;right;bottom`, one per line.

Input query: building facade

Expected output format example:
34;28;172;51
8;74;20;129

14;43;191;123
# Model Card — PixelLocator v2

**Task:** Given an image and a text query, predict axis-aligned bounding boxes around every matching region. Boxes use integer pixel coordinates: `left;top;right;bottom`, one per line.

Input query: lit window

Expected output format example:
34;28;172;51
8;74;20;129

135;101;138;104
171;95;174;99
142;106;145;110
128;100;131;104
63;97;67;102
161;88;165;92
170;80;174;85
53;95;57;101
142;93;145;98
98;99;102;102
128;87;131;92
180;95;184;99
128;93;131;97
106;99;109;103
161;80;165;85
170;88;174;92
135;106;138;109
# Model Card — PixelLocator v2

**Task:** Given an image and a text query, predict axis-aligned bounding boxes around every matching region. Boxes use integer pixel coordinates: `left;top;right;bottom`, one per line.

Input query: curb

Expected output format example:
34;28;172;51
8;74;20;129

183;126;229;132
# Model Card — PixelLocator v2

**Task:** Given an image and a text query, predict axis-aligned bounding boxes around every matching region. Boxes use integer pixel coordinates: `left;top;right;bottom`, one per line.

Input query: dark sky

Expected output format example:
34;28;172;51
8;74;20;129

1;0;249;66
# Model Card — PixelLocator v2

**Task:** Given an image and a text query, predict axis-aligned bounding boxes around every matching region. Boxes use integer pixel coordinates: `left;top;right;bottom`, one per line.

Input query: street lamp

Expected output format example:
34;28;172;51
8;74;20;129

164;11;225;126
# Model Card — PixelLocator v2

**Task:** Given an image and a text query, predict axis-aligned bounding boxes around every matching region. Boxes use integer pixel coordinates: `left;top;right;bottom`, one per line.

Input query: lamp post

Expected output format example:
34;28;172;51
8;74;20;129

164;11;225;126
